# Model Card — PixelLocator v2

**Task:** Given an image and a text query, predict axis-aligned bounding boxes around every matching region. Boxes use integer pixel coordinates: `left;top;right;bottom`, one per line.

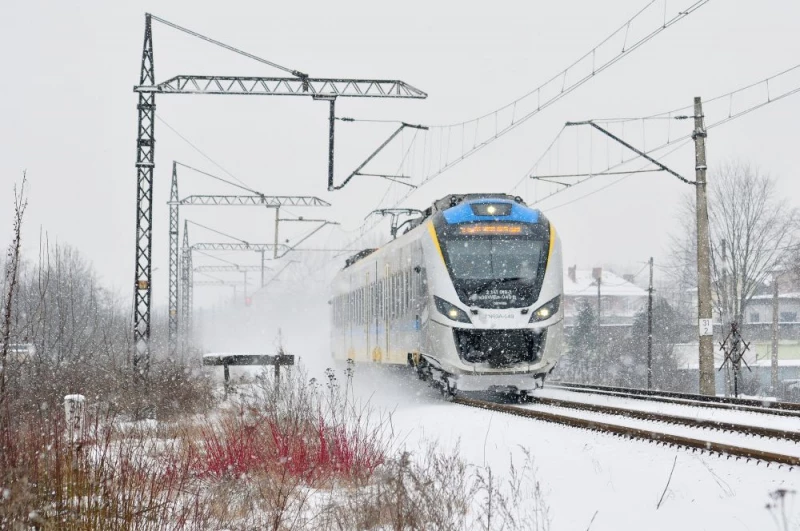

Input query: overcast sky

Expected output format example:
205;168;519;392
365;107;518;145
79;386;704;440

3;0;800;311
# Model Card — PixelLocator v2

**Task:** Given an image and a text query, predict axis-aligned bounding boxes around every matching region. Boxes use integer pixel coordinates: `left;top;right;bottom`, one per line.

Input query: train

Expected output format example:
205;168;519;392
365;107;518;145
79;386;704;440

330;193;564;397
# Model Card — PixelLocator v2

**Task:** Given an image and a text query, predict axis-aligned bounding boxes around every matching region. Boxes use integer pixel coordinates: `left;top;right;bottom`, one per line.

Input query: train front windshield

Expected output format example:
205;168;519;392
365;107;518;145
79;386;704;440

444;238;544;281
439;223;550;308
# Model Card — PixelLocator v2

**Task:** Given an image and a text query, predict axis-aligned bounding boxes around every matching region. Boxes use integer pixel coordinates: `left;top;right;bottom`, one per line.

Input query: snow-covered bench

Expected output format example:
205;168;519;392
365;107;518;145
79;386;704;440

202;352;294;393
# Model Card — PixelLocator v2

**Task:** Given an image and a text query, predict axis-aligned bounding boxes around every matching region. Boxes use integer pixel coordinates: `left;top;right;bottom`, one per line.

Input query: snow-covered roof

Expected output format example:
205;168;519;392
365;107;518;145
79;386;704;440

749;292;800;300
564;269;648;298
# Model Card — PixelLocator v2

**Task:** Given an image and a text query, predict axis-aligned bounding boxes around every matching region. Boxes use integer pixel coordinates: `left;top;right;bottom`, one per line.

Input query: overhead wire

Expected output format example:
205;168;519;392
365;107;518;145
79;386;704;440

331;0;708;255
187;220;251;245
150;14;307;78
412;0;709;188
175;162;263;196
522;61;800;207
591;62;800;124
538;138;693;211
156;115;256;191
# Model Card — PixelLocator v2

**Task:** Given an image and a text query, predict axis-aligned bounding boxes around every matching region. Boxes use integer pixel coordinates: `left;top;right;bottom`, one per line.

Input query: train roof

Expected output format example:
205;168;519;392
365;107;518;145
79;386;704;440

427;193;526;214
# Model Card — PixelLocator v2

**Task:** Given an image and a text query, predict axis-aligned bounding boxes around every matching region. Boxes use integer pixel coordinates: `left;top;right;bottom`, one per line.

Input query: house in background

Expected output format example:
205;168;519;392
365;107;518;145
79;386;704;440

745;292;800;325
563;266;648;327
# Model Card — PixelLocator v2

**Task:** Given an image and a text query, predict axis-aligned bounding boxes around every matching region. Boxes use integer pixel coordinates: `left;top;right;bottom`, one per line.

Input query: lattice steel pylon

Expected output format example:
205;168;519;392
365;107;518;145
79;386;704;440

167;162;179;357
132;14;426;366
179;220;192;351
167;162;332;349
133;14;155;375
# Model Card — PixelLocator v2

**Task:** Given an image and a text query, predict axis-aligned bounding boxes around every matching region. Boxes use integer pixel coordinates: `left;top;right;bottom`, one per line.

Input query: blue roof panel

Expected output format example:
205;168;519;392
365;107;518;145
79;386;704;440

442;200;541;224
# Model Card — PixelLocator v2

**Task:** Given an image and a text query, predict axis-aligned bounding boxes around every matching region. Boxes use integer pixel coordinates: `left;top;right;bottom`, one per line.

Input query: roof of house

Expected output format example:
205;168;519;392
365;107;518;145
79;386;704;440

750;292;800;301
564;268;648;298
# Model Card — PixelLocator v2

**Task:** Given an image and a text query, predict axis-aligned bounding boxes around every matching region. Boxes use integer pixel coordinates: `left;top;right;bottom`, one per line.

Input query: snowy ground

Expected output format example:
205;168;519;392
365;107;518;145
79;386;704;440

218;358;799;530
344;365;798;531
535;387;800;432
201;298;798;530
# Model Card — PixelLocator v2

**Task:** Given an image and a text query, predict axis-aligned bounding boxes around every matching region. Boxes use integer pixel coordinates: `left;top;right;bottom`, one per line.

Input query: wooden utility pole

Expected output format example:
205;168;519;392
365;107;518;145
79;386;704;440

771;273;780;395
647;257;654;389
694;96;715;396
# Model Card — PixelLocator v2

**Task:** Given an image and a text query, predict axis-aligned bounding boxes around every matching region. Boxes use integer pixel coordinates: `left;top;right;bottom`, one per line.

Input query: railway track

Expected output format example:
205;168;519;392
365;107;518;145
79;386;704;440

532;395;800;442
547;381;800;418
453;395;800;467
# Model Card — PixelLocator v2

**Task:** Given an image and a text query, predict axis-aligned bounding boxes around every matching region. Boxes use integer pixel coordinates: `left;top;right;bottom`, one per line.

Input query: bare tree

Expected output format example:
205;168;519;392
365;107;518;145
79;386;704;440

667;160;798;327
1;173;28;472
1;173;28;399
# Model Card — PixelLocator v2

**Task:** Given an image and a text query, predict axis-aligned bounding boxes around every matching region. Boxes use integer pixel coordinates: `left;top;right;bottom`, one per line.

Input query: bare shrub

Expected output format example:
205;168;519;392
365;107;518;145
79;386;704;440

473;448;550;531
314;443;472;531
0;406;212;529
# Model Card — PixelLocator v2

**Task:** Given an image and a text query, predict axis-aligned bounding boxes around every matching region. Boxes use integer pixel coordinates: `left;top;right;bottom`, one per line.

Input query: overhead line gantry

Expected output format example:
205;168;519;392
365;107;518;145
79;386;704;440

134;14;426;372
167;161;331;357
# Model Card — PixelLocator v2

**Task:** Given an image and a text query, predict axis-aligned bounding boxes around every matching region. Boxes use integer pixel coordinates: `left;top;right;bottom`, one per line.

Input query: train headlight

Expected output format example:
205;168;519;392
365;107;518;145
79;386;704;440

530;296;560;323
434;296;471;324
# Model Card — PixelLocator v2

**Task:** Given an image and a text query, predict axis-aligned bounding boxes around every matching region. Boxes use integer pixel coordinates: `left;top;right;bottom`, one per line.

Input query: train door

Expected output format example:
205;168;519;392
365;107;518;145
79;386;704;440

410;247;424;360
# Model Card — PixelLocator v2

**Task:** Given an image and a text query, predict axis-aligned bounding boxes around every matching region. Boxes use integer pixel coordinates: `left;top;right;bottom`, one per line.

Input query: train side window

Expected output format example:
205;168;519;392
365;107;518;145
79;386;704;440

390;275;394;319
397;274;402;317
389;276;394;319
376;281;381;320
361;288;365;324
391;275;396;319
397;275;402;316
404;270;410;313
400;272;405;315
393;274;399;318
379;279;385;320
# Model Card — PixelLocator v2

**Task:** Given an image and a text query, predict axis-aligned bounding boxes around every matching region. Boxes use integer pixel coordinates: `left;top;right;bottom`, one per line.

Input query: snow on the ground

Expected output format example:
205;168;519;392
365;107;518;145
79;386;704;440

519;401;800;458
536;387;800;432
343;364;799;531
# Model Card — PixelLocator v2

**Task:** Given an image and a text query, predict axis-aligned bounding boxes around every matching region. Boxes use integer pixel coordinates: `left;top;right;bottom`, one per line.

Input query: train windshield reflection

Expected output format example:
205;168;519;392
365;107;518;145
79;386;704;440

442;237;544;281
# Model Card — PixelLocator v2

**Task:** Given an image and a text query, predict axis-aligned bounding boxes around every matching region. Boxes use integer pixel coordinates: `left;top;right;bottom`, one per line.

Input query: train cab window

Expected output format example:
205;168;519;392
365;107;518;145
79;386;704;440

444;238;544;281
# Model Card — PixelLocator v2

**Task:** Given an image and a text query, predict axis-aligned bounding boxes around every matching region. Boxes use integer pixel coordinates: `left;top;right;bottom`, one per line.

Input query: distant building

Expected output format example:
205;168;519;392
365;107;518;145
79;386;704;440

563;266;648;327
744;292;800;325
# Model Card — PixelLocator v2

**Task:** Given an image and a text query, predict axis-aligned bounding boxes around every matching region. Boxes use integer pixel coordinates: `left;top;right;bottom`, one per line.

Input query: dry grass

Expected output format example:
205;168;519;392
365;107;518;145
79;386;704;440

0;358;550;530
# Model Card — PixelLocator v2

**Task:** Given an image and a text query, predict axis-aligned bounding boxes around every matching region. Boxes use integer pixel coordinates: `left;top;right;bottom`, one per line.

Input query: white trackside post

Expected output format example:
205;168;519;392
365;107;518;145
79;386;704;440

64;394;86;444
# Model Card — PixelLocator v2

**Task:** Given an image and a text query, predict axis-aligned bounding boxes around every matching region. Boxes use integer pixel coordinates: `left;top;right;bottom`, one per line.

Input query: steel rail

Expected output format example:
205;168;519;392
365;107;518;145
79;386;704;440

453;396;800;468
548;382;800;418
533;396;800;443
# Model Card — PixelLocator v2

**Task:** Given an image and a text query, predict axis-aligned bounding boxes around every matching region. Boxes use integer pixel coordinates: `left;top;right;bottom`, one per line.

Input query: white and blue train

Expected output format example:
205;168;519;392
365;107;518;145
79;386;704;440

330;193;564;396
